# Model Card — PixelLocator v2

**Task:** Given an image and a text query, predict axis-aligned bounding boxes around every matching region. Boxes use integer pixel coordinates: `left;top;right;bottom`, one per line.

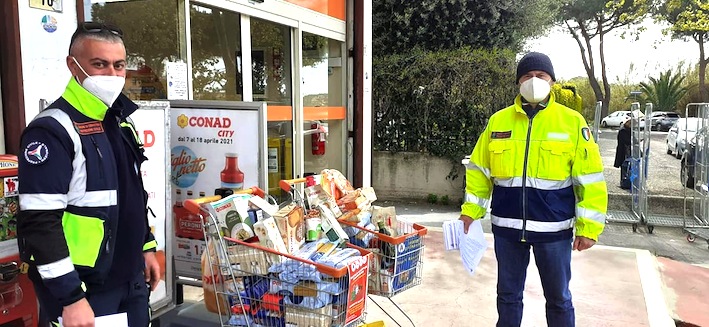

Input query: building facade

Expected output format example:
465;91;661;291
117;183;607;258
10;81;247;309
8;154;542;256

0;0;372;187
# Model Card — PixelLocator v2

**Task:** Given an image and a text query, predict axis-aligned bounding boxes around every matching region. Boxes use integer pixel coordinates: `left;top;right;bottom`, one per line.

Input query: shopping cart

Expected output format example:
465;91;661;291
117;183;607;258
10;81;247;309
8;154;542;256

280;177;427;326
184;187;372;327
338;219;427;327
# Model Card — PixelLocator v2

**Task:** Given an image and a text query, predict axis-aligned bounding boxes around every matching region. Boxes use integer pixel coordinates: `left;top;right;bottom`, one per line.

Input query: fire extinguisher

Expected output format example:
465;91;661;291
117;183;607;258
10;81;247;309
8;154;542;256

311;122;326;155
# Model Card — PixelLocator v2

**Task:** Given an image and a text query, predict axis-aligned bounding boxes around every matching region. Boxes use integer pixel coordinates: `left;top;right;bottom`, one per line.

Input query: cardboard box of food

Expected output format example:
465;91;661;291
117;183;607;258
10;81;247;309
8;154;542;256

273;204;305;254
253;217;288;263
227;244;270;276
285;304;332;327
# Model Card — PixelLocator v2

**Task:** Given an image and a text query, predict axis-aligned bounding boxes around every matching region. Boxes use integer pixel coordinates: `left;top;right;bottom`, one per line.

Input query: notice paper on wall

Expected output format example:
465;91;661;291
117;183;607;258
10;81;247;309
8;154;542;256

58;313;128;327
443;219;488;276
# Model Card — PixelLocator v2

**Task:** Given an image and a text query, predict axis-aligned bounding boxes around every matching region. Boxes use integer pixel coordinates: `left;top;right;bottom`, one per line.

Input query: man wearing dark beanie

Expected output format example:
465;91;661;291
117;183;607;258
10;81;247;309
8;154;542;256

459;52;607;327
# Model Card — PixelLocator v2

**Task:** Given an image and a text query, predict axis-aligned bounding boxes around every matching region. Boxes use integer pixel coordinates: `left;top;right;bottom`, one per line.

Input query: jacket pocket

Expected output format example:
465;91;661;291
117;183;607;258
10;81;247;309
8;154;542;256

62;212;105;268
538;141;574;180
488;140;515;178
581;142;603;175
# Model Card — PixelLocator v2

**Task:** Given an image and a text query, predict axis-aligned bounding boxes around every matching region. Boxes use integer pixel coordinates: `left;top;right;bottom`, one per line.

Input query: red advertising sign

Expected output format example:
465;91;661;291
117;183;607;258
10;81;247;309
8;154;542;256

345;254;369;324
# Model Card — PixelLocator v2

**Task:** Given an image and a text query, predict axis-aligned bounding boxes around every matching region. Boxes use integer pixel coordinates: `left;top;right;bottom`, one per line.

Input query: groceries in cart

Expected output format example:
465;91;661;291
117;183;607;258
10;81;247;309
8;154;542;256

184;181;371;327
282;170;428;298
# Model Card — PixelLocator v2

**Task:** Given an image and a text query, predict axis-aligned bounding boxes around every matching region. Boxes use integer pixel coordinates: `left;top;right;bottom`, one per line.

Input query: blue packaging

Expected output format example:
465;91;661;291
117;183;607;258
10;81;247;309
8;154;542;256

391;235;422;292
244;275;270;300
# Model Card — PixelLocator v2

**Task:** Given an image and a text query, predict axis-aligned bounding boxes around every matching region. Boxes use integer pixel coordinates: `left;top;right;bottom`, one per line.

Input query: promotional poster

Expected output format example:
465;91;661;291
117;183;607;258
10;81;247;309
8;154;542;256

170;104;265;279
131;102;170;308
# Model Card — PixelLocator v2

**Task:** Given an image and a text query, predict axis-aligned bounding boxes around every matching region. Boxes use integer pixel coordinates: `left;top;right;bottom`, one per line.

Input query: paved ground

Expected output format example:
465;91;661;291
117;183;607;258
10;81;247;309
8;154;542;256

159;126;709;326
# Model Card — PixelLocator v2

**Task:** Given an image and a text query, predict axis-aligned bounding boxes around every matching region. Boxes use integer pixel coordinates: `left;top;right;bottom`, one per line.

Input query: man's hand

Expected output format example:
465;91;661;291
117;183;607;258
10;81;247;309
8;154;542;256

61;298;94;327
459;215;474;234
144;252;161;291
573;236;596;251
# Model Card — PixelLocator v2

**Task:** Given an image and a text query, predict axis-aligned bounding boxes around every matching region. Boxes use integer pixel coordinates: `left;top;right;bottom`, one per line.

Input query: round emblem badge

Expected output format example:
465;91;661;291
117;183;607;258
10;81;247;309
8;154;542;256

24;141;49;165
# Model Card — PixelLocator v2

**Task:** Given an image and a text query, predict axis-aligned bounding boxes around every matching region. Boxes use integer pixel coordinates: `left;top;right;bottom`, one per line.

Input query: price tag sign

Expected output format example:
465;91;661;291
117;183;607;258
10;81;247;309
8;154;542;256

29;0;63;13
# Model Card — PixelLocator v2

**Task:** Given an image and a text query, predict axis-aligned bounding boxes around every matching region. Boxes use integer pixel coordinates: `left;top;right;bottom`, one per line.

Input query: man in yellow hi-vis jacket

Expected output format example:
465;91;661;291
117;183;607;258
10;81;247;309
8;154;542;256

459;52;607;327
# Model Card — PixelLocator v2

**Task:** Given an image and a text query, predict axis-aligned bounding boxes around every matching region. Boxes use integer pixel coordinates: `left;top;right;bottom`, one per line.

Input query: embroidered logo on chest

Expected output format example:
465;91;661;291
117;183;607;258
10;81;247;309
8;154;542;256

491;131;512;139
74;121;104;135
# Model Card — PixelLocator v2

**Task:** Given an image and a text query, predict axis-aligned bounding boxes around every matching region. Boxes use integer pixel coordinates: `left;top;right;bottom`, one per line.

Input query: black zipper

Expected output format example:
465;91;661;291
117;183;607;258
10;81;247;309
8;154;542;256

105;228;112;254
521;114;535;242
90;136;104;179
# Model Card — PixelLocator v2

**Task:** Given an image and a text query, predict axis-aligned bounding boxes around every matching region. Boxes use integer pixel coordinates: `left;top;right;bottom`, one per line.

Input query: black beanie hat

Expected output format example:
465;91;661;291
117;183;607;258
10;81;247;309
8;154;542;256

516;52;556;83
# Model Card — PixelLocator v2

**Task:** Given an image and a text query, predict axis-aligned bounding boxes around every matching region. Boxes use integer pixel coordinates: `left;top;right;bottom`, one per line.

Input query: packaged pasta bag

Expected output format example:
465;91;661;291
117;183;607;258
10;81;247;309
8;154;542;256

320;169;354;201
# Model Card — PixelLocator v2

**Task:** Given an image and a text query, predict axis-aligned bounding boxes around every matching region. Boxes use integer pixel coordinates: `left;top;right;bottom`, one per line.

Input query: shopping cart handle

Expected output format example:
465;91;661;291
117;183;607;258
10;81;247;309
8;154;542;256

184;195;222;215
279;178;307;192
235;186;266;198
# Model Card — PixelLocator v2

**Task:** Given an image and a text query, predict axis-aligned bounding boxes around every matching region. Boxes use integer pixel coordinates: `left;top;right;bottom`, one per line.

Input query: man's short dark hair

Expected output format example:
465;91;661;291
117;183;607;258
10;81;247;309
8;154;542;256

69;22;124;55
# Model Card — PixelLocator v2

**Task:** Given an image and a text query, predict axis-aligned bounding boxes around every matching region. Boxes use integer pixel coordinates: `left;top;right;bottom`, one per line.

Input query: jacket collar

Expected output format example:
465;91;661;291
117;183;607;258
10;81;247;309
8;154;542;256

62;77;138;121
513;93;555;116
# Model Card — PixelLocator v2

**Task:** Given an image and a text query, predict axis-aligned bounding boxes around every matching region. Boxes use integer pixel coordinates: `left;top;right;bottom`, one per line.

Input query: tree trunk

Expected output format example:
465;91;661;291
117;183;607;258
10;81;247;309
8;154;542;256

566;20;606;116
598;20;611;118
699;34;708;102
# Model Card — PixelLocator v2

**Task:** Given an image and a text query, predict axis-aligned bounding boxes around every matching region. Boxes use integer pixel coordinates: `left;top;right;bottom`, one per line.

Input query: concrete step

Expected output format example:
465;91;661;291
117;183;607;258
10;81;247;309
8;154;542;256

607;191;688;216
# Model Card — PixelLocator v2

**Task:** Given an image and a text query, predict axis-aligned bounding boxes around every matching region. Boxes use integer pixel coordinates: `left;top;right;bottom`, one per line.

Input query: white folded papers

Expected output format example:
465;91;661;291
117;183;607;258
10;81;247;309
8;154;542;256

443;219;488;276
58;312;128;327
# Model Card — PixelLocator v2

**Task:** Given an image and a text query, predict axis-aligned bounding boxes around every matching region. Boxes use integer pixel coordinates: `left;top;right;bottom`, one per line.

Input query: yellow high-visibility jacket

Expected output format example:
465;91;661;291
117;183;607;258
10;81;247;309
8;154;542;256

461;94;607;242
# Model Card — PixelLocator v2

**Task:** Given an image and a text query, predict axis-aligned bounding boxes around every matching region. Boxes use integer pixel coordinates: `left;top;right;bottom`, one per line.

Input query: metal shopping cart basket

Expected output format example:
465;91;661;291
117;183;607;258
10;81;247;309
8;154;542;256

184;187;372;327
279;177;427;327
338;218;427;327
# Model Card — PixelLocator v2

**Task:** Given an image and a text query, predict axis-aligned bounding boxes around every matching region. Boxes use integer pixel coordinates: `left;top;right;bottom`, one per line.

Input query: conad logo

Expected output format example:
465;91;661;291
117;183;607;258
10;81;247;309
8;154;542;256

349;255;368;272
176;114;232;129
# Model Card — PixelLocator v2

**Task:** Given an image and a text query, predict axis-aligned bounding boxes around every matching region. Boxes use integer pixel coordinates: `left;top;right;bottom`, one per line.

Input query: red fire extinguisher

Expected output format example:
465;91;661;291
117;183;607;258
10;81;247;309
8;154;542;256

311;122;326;156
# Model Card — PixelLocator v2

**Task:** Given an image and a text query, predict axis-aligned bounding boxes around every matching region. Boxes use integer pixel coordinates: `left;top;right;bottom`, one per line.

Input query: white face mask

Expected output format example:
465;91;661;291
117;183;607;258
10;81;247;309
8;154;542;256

72;57;125;107
519;77;551;103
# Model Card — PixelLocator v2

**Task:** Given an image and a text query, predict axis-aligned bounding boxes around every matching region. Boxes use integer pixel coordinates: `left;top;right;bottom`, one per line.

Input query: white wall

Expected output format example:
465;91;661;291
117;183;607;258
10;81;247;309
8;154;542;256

19;1;77;122
372;151;465;203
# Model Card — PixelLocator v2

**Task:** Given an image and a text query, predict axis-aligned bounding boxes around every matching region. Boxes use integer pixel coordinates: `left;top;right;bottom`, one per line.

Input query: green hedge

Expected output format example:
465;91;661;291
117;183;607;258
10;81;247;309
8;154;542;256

552;83;583;112
373;48;518;167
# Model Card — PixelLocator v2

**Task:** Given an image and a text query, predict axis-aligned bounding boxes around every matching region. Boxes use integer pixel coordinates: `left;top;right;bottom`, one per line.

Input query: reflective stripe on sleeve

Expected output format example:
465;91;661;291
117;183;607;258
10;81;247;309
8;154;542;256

37;257;75;280
19;193;67;210
491;215;575;232
573;172;605;186
465;193;489;208
576;207;606;224
143;240;158;251
494;177;572;190
68;190;118;207
467;163;491;179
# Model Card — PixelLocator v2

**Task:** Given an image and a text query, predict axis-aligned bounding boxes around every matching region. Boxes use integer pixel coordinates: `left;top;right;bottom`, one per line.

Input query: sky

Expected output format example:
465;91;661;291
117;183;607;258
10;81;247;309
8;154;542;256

524;18;699;84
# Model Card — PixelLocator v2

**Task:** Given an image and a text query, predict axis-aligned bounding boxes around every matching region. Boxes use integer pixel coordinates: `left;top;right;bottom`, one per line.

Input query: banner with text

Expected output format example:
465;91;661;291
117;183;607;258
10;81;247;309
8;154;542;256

132;101;171;310
169;102;266;279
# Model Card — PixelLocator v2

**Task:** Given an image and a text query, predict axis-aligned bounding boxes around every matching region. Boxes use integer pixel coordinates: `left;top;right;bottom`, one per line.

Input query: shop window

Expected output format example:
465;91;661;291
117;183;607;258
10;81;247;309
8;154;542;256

190;3;242;101
302;32;346;175
249;18;293;199
85;0;183;101
250;18;292;106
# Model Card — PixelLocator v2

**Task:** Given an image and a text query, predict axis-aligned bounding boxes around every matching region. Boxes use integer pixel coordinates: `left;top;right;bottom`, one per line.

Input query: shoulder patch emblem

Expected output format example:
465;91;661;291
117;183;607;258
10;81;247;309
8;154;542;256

24;141;49;165
581;127;591;141
491;131;512;139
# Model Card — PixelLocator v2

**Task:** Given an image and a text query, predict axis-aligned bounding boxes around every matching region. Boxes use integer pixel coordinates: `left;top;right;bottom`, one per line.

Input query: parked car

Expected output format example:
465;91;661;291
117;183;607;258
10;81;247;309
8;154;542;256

650;111;681;131
601;110;632;128
681;135;698;188
667;117;701;159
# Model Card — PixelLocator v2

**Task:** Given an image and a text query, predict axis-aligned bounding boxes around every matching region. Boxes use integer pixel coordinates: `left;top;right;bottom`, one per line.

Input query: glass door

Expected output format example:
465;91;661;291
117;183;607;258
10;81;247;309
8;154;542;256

249;17;294;198
301;32;346;175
